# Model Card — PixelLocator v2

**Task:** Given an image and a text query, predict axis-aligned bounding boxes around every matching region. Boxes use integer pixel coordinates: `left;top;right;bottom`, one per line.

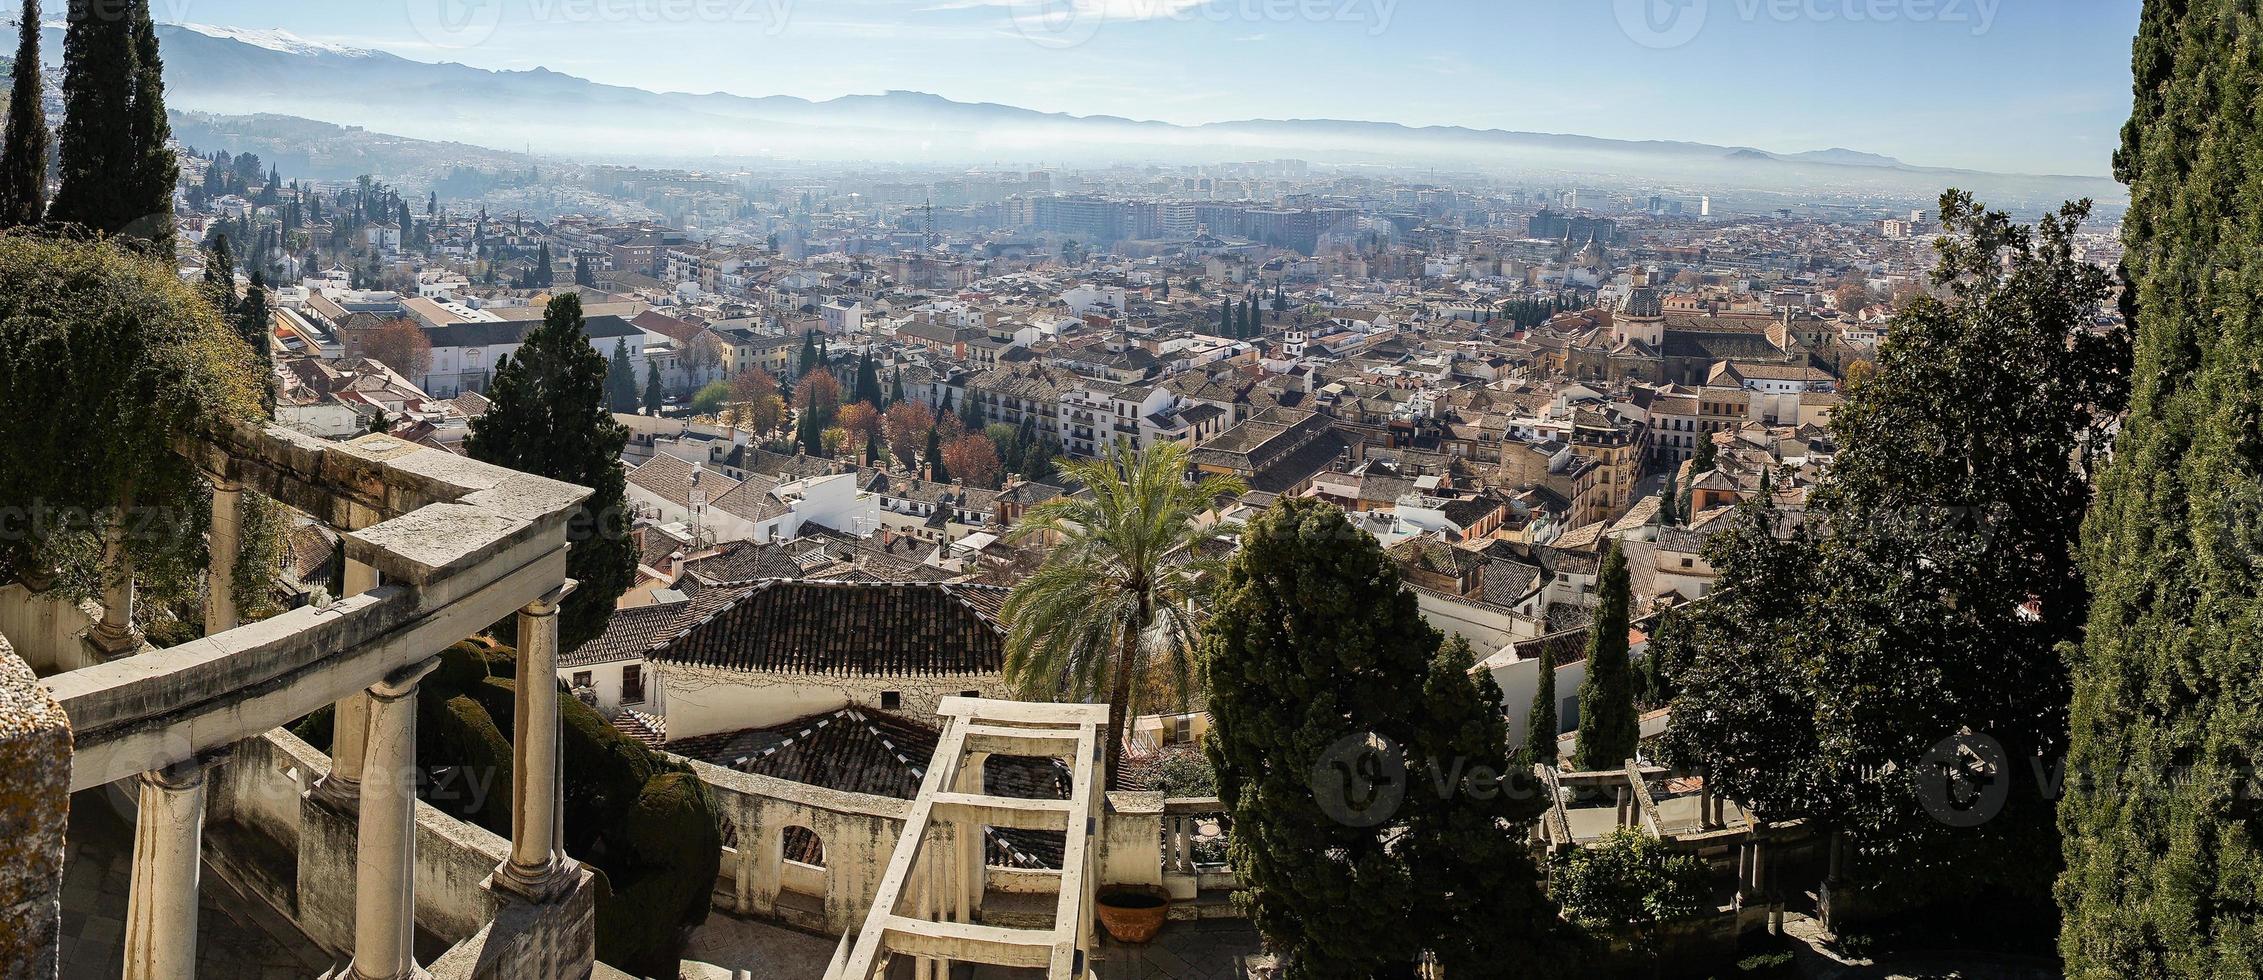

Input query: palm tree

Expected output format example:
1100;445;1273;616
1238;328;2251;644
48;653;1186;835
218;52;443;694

1001;441;1246;784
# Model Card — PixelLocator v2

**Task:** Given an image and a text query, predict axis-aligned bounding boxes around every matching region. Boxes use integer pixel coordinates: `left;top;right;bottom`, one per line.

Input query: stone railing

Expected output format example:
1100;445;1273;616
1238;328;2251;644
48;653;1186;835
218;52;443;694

680;756;911;937
1101;793;1245;913
5;424;601;980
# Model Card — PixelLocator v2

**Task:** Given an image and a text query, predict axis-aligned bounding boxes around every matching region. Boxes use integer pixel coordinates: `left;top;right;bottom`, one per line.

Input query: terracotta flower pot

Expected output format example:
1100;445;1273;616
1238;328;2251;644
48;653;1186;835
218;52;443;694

1096;885;1171;944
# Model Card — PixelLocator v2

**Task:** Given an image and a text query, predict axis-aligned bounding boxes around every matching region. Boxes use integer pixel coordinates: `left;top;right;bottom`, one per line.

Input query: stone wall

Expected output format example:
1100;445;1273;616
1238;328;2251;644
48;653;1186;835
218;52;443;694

204;729;522;952
0;585;99;676
681;756;909;936
0;634;71;980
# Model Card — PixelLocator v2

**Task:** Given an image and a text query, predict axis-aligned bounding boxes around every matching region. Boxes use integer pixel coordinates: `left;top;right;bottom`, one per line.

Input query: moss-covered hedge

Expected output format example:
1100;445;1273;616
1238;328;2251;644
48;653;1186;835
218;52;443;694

292;639;719;975
407;639;721;977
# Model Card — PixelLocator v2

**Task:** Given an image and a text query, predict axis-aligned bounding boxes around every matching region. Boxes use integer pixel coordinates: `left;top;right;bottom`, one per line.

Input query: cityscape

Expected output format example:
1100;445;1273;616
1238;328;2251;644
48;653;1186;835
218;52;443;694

0;2;2248;979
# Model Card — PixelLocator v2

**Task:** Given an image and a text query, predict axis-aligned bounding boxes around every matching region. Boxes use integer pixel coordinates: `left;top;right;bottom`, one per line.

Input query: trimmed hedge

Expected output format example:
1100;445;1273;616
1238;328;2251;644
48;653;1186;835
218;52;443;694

290;638;719;974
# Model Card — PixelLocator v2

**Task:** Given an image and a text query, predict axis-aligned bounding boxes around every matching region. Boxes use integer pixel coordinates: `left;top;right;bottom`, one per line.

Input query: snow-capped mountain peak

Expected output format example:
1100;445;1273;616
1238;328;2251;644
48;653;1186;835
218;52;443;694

176;24;372;59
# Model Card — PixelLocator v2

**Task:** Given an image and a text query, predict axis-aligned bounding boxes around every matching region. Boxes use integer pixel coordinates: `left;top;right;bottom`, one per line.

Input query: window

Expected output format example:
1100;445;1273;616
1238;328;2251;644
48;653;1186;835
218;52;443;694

571;671;592;690
621;665;645;704
960;691;981;699
881;691;902;710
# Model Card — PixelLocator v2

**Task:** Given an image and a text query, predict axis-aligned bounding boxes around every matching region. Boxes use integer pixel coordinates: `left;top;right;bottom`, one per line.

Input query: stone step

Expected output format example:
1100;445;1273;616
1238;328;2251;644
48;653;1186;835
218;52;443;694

975;889;1057;930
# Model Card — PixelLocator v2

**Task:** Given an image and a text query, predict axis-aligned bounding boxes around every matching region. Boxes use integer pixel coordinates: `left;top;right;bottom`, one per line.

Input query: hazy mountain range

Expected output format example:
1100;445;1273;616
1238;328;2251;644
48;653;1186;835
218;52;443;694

41;23;2124;210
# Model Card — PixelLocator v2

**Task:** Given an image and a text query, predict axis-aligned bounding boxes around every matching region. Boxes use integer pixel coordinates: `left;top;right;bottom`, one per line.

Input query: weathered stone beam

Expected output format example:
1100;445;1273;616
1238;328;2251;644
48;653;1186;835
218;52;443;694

879;916;1054;970
51;547;567;791
931;793;1073;832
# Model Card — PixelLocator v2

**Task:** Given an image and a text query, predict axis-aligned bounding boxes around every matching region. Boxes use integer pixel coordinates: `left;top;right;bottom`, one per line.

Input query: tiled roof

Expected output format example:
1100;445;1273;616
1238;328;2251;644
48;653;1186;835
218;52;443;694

563;584;753;668
667;707;1069;868
650;580;1009;676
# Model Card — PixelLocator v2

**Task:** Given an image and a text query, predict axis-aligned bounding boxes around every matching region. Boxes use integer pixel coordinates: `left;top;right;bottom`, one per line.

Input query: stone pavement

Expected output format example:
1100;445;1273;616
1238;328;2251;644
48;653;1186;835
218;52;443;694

1092;920;1267;980
57;789;335;980
679;910;842;979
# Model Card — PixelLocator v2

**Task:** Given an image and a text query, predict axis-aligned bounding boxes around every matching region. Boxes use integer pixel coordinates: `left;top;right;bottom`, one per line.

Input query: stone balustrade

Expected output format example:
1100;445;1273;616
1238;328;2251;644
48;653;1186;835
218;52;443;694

2;424;602;980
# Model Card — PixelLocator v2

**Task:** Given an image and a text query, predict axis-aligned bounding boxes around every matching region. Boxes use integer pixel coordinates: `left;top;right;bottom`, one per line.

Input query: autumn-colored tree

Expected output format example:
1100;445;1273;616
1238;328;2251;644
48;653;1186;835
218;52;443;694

942;434;1002;489
728;368;784;434
349;318;432;380
837;401;881;444
932;408;966;444
1832;276;1875;314
883;401;931;471
793;370;843;426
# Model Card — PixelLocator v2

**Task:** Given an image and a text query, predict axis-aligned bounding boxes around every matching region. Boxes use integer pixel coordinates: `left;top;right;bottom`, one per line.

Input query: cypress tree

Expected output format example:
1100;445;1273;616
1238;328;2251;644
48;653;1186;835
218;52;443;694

958;383;983;432
924;417;948;483
50;0;136;237
0;0;48;228
796;404;823;456
2062;1;2263;971
1206;497;1569;977
1219;297;1232;337
1659;469;1680;526
238;269;272;416
465;294;636;650
1575;540;1638;770
201;234;236;316
122;0;174;248
889;367;905;407
799;329;818;376
643;360;663;416
605;338;637;414
535;242;554;286
855;351;881;406
1524;639;1559;768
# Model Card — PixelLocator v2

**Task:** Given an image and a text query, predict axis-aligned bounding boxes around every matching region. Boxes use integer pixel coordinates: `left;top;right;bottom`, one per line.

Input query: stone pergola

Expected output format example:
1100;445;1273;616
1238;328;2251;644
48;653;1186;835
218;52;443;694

826;697;1109;980
0;422;603;980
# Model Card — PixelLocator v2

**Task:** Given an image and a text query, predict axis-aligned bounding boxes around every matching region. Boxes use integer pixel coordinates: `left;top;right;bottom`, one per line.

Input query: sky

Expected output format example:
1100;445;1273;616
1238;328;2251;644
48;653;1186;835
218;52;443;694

109;0;2140;176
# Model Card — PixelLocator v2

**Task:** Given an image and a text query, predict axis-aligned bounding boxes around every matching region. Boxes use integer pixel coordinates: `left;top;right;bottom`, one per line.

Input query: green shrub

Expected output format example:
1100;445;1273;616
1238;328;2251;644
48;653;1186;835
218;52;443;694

600;770;724;976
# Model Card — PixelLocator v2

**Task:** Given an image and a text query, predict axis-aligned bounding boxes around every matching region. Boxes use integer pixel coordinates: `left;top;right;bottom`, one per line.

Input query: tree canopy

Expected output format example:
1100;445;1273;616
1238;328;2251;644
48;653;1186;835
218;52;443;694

465;294;636;650
2060;1;2263;971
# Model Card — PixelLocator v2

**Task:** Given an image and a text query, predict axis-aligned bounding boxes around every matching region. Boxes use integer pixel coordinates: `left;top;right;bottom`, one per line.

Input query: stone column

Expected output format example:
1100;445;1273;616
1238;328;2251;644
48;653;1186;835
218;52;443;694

495;582;576;901
341;658;439;980
121;754;224;980
204;479;243;635
315;559;381;808
87;523;139;656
